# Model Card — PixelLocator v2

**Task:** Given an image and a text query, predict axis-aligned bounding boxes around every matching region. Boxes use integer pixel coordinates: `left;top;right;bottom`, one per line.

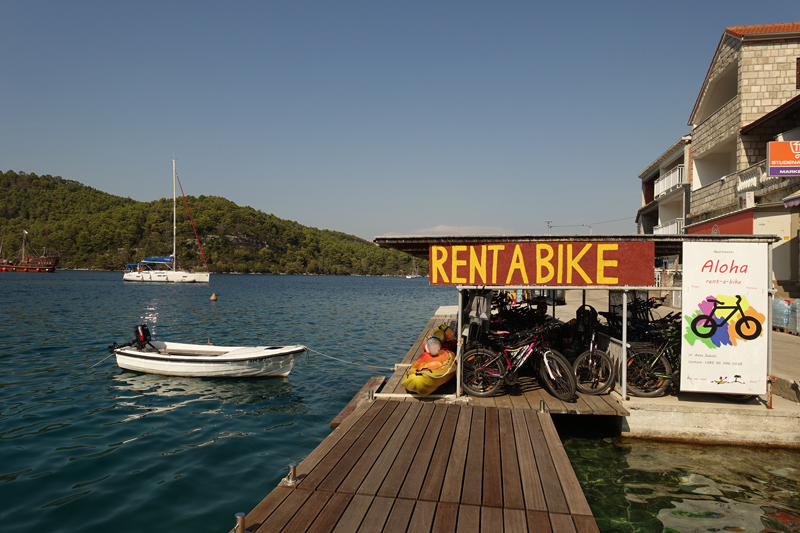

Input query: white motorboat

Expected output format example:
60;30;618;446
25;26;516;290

110;325;307;378
123;159;210;283
123;258;210;283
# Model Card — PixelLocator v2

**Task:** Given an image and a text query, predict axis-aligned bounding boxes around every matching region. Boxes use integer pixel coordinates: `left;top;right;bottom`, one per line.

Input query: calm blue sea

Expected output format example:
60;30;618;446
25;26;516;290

1;271;798;533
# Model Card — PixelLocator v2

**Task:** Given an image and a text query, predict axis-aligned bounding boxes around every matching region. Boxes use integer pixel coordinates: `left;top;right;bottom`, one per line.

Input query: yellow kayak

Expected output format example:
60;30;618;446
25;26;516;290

401;348;456;396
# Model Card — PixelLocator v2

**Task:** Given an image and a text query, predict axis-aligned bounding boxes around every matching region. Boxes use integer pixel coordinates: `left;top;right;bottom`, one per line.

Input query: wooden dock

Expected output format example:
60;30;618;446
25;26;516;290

241;400;599;532
237;310;628;532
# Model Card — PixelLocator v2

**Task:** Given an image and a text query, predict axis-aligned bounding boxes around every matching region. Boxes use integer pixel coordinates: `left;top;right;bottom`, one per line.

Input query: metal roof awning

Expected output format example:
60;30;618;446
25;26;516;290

373;234;779;261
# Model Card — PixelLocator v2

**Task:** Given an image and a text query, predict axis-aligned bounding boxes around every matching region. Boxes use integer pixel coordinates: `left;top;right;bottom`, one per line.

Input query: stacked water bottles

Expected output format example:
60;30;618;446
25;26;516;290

772;298;790;330
789;298;800;335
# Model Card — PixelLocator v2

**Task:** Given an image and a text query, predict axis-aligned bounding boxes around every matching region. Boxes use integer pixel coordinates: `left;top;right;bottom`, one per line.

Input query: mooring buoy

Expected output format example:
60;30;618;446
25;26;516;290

210;293;217;301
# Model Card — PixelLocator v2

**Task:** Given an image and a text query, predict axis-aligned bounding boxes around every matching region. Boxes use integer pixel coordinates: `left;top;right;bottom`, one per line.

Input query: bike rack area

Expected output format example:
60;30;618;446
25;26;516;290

374;234;781;401
453;284;668;400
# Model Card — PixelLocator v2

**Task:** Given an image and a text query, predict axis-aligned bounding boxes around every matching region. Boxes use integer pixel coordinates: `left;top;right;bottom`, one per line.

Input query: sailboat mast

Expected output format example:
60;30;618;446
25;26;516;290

172;158;177;272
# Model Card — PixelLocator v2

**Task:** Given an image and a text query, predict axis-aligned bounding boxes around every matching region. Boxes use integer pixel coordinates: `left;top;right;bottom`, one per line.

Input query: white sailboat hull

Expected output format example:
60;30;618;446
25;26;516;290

114;341;307;377
123;270;210;283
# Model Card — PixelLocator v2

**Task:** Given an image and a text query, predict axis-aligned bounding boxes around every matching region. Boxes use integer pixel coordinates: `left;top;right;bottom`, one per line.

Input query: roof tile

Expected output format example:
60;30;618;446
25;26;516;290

725;22;800;37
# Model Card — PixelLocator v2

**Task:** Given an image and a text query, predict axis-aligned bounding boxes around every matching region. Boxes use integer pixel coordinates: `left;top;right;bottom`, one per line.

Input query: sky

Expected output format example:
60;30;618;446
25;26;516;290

2;1;799;241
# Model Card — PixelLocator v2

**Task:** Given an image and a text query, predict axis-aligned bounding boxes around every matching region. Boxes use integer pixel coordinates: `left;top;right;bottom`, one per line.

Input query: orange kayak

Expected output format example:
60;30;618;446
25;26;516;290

401;349;456;396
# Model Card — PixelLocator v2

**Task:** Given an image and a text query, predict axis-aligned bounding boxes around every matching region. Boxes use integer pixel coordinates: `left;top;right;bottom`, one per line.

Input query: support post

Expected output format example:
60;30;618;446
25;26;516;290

621;289;628;400
456;288;464;398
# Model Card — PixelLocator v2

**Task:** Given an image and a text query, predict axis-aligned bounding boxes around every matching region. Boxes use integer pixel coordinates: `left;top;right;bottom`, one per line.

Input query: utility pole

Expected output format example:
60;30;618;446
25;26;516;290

545;221;552;234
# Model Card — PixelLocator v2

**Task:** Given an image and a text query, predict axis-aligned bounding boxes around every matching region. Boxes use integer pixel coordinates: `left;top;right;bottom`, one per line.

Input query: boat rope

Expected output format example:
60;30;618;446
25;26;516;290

304;347;396;370
89;353;115;369
175;173;209;271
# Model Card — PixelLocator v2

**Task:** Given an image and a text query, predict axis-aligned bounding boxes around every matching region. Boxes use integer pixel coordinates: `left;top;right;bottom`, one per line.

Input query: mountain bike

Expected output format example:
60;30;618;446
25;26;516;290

573;331;616;395
461;322;577;401
571;304;615;395
625;336;679;397
690;295;762;340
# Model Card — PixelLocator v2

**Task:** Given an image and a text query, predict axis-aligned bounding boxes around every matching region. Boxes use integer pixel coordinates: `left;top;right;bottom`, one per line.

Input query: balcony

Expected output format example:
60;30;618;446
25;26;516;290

689;160;800;223
653;218;684;235
654;165;685;198
736;160;775;193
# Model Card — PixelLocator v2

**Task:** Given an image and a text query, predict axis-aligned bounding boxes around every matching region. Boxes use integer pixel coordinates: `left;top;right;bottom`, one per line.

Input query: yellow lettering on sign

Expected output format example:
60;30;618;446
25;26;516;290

505;245;529;284
597;244;619;284
451;246;467;284
431;246;449;284
567;244;592;284
488;245;504;284
536;244;554;283
469;246;487;284
557;244;564;283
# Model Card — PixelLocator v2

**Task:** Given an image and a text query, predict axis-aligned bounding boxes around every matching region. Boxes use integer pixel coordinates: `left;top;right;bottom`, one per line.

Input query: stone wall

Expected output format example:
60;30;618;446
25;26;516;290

740;38;800;124
692;96;741;159
688;177;737;220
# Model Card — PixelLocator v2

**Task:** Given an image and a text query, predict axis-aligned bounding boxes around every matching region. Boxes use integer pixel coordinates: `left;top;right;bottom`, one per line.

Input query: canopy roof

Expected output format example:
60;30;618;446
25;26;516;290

374;234;779;261
142;256;174;263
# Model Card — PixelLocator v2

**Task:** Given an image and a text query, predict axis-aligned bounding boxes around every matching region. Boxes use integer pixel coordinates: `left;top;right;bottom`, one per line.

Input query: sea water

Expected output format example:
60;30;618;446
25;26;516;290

0;272;798;532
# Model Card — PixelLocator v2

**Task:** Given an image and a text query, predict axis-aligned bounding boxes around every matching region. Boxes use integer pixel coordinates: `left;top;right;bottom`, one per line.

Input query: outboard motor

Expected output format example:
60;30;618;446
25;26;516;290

108;324;153;353
134;324;151;346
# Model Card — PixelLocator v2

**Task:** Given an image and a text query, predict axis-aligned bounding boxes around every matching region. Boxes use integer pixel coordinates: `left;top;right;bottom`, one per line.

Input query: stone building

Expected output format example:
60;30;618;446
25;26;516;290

637;23;800;297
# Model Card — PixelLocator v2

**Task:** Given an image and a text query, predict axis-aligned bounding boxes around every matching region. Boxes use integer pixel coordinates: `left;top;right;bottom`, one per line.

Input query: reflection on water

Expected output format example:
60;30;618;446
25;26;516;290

559;417;800;533
112;372;294;403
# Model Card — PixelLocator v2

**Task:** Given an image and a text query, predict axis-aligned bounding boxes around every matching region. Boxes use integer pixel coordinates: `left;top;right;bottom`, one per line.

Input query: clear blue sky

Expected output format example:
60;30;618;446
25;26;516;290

2;1;798;240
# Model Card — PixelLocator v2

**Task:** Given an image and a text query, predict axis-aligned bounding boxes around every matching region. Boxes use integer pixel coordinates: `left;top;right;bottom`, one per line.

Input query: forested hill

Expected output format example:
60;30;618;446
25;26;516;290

0;169;426;275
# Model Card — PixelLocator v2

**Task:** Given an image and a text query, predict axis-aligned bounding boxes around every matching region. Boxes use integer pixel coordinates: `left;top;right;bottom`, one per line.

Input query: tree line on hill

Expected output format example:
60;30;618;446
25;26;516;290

0;169;427;276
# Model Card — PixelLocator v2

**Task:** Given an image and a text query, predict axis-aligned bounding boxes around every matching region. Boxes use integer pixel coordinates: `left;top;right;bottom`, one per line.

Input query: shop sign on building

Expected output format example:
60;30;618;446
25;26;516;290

767;141;800;177
428;241;654;286
680;242;768;394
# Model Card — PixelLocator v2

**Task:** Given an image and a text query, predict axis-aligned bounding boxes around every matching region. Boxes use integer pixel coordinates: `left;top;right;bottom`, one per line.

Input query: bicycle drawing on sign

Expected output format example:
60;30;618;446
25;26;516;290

689;295;762;340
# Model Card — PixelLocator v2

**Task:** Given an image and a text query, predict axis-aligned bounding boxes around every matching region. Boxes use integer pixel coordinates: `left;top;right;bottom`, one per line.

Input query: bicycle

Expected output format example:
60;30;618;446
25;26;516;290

569;304;616;395
573;334;616;395
625;331;680;397
690;295;762;340
461;322;577;401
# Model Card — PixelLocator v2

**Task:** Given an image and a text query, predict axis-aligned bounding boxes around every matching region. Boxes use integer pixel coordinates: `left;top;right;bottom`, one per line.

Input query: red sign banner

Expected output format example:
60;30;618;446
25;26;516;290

429;241;654;286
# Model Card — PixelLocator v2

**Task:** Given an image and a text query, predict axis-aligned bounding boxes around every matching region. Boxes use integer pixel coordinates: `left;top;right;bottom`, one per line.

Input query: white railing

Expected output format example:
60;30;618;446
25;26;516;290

654;165;685;198
653;218;684;235
736;162;767;192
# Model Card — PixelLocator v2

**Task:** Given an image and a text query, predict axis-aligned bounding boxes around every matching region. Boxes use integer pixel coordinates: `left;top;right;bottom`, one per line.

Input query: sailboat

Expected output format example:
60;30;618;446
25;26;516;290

123;160;210;283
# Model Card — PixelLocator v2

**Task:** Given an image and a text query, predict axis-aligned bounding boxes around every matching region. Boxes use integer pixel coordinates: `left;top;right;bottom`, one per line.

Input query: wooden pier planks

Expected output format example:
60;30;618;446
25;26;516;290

331;376;387;428
243;400;600;533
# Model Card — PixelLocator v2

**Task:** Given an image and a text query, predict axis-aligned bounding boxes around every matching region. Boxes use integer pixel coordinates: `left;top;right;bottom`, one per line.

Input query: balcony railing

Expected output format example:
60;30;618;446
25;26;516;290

653;218;684;235
654;165;685;198
736;160;773;192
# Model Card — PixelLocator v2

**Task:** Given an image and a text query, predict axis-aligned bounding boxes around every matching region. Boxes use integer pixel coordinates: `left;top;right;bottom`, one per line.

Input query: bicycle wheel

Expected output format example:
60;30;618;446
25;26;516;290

538;349;577;401
461;347;506;397
719;393;757;402
573;349;615;395
626;347;672;397
735;316;762;340
690;315;717;338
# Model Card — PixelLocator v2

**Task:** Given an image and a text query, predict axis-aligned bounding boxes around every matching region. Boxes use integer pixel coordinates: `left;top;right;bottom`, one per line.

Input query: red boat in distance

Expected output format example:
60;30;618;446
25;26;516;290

0;230;59;273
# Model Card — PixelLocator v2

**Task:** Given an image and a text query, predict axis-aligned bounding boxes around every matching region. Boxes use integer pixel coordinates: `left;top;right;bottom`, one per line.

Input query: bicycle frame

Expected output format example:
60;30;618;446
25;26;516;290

697;295;746;327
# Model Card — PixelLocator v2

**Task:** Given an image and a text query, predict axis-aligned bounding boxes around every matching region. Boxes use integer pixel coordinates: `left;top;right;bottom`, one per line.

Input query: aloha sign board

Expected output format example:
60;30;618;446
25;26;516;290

681;242;768;394
428;241;654;286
